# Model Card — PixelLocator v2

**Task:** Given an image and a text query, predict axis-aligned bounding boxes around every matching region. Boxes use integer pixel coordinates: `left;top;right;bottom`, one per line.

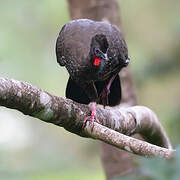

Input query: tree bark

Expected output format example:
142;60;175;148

0;78;173;158
67;0;138;179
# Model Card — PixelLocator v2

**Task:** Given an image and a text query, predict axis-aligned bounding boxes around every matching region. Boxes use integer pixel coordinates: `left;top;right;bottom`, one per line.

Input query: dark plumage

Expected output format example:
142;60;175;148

56;19;129;108
66;75;121;107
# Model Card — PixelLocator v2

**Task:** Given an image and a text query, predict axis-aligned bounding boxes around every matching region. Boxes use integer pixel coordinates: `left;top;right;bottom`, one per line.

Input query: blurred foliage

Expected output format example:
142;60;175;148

0;0;180;179
114;145;180;180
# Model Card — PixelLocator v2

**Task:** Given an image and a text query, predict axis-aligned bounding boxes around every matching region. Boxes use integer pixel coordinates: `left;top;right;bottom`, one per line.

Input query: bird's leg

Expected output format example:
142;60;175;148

99;74;117;107
83;102;99;129
78;82;100;129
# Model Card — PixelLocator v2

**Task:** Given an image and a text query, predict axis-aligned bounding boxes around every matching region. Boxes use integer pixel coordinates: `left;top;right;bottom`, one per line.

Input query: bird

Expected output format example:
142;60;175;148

56;19;130;127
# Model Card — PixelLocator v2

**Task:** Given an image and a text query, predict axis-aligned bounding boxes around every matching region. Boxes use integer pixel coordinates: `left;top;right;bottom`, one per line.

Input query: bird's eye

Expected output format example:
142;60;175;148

94;48;102;57
95;49;100;54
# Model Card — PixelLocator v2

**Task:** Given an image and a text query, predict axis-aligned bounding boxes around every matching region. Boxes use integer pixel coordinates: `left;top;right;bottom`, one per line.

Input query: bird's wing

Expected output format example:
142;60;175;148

56;24;67;66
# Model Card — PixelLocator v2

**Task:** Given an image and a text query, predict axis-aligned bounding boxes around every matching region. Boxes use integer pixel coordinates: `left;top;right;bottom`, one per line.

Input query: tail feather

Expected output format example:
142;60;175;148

66;75;121;107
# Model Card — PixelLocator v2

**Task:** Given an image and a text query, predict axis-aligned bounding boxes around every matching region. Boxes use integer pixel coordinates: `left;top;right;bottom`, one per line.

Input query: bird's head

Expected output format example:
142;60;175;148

89;34;130;79
90;34;109;68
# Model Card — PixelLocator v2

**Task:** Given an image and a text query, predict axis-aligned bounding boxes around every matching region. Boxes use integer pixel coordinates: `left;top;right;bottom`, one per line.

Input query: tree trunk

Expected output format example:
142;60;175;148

67;0;138;179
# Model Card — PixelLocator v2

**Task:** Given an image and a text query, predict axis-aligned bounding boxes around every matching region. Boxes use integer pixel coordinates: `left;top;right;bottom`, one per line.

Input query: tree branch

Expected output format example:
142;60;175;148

0;78;174;158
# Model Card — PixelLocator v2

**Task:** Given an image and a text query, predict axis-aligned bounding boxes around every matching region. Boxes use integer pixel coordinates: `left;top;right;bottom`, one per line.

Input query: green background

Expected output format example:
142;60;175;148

0;0;180;179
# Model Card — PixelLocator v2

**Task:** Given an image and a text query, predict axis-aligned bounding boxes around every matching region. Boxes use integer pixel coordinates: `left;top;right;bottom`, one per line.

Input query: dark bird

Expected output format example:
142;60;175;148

56;19;130;127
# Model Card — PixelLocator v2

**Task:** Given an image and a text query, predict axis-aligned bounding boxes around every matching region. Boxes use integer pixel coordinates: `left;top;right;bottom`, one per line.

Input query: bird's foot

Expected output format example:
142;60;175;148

83;102;100;129
99;87;110;108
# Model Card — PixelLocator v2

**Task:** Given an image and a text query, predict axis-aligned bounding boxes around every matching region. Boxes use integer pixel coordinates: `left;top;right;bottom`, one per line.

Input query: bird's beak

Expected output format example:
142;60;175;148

102;53;108;60
124;58;130;66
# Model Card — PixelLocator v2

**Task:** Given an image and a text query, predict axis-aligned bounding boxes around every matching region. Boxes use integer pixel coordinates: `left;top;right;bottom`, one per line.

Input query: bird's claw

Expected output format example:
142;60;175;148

82;102;100;130
82;115;100;130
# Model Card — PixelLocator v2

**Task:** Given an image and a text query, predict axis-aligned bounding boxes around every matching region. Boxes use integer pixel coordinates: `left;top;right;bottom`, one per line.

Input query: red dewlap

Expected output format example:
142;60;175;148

93;57;101;66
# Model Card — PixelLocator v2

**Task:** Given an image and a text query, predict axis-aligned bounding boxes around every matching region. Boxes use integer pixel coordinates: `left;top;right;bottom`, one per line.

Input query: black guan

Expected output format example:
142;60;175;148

56;19;130;127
